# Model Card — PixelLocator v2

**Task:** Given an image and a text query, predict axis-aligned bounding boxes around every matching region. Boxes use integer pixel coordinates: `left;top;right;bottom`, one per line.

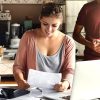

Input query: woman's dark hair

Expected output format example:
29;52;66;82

40;2;63;18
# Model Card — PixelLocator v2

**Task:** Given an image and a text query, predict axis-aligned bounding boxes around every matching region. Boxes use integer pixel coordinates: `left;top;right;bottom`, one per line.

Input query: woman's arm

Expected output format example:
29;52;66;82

13;67;30;89
54;36;76;92
13;32;30;90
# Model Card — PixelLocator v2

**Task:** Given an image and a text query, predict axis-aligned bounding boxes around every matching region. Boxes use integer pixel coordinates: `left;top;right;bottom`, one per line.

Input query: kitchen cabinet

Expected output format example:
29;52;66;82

0;0;66;25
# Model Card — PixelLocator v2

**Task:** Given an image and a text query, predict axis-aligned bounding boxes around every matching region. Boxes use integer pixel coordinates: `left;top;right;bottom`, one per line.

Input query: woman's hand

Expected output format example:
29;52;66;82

54;81;69;92
17;80;30;90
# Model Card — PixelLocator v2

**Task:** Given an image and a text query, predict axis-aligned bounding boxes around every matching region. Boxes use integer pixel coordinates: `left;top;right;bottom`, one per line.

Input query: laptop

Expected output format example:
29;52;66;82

70;60;100;100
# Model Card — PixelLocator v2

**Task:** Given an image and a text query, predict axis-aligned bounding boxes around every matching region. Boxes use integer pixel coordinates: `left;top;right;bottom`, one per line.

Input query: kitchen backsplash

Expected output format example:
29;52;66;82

65;1;87;33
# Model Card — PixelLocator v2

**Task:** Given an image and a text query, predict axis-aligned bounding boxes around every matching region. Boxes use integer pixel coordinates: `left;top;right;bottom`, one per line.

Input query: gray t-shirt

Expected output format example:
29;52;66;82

36;43;64;73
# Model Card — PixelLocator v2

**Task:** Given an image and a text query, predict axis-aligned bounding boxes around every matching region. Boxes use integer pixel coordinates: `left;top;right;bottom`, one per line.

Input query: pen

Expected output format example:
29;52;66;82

60;95;70;100
36;87;42;93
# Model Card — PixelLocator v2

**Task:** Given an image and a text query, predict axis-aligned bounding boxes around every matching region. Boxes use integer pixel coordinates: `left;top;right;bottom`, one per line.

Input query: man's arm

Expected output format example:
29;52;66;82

73;24;100;53
72;24;91;48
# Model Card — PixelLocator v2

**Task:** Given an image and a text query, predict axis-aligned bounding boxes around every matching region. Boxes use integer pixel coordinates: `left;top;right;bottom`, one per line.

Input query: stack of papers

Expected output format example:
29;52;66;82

8;69;71;100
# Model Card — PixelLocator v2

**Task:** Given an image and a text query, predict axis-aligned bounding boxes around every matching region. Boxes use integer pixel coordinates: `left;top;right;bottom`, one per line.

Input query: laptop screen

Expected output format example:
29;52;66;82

70;60;100;100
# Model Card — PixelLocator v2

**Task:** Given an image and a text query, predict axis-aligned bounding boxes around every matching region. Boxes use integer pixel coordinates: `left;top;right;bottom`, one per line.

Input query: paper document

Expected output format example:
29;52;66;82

42;88;71;100
27;69;62;89
8;69;70;100
29;88;71;100
7;89;71;100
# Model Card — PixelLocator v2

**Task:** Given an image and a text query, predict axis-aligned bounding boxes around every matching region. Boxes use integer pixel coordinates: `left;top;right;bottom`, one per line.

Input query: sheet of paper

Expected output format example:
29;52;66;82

42;88;71;100
27;69;62;89
10;69;67;100
7;89;71;100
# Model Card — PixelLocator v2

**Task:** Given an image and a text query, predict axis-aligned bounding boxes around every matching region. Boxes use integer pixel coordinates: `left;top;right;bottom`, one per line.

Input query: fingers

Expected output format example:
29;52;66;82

90;39;100;53
18;80;30;90
54;84;64;92
92;39;100;46
54;82;67;92
19;83;30;90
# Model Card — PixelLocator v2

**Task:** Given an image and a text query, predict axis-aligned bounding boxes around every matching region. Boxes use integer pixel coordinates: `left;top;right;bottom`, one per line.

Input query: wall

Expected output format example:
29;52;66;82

2;4;42;23
2;4;66;24
65;0;87;33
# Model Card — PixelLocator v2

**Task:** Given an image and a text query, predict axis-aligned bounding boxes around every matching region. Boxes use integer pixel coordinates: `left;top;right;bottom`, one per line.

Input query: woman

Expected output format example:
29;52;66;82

13;2;75;92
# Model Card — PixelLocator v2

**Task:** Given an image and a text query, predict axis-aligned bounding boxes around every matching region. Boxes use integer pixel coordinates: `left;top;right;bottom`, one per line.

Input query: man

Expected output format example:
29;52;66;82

73;0;100;60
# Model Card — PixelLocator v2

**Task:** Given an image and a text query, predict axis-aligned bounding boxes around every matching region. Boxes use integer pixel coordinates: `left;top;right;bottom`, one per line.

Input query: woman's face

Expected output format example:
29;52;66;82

40;16;62;37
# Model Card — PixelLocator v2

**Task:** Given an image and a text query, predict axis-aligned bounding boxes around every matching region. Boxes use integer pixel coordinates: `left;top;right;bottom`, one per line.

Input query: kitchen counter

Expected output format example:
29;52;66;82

0;58;14;82
0;57;18;89
0;58;14;76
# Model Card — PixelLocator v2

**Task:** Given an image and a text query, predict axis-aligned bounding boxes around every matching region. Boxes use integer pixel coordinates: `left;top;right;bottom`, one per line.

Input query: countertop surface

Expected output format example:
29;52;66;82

0;58;14;76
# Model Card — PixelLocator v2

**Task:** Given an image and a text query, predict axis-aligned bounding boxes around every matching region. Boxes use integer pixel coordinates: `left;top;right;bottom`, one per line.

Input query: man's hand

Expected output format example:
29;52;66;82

90;39;100;53
54;81;69;92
